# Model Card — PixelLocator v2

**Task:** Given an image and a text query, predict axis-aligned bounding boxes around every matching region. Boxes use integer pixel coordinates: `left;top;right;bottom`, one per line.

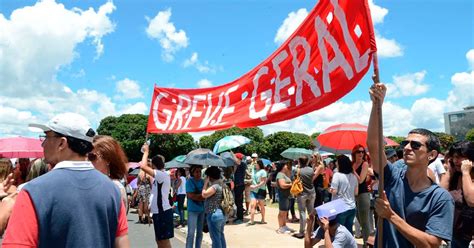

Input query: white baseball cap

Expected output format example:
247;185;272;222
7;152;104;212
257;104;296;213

251;153;258;158
29;113;95;143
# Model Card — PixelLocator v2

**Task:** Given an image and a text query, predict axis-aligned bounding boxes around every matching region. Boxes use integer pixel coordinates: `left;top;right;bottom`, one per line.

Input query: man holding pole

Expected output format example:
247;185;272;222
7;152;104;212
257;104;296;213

367;83;454;247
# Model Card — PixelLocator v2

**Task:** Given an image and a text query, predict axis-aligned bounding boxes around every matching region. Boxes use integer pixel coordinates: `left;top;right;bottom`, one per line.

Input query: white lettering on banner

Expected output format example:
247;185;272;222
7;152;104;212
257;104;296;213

199;93;224;128
168;94;191;131
249;66;272;121
215;85;238;126
271;50;291;114
331;0;370;72
182;95;206;130
153;92;172;130
315;16;354;93
289;36;321;106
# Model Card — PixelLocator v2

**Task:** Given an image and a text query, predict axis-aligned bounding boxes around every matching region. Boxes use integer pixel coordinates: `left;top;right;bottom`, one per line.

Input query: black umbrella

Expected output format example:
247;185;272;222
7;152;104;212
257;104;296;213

219;152;238;167
184;148;226;167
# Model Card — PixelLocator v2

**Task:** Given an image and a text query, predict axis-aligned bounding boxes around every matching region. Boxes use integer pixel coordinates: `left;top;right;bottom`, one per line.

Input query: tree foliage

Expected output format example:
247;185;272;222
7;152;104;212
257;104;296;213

97;114;196;162
434;132;456;153
264;131;312;160
387;136;405;145
465;128;474;142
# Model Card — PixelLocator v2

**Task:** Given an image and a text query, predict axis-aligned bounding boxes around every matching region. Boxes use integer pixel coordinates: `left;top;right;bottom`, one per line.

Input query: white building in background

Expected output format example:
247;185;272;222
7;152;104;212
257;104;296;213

444;106;474;141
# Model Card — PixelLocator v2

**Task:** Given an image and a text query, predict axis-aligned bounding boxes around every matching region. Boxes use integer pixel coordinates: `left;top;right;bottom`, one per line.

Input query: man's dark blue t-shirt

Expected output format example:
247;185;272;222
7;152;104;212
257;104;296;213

234;161;247;186
376;162;454;248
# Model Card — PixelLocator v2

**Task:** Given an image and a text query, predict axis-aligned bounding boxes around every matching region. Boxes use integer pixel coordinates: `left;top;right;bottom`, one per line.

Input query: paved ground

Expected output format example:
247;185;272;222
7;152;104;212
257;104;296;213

128;202;365;248
127;210;188;247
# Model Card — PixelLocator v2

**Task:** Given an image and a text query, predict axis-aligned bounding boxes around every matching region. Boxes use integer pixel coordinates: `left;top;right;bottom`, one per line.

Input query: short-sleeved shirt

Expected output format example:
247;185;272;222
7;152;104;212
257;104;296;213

330;172;357;210
299;167;315;195
204;182;223;214
251;169;267;193
377;163;454;247
150;169;172;214
428;159;446;184
312;224;357;248
186;177;204;213
276;172;291;198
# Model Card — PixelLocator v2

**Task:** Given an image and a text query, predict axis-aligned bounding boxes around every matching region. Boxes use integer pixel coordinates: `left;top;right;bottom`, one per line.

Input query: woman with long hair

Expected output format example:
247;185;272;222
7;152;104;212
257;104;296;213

275;160;295;234
202;166;227;248
351;144;371;247
440;141;474;248
330;155;358;234
249;159;267;226
90;135;129;212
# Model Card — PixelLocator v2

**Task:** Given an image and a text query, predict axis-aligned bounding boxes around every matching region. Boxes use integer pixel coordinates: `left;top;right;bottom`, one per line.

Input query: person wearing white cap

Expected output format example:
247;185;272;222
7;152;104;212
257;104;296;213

2;113;130;248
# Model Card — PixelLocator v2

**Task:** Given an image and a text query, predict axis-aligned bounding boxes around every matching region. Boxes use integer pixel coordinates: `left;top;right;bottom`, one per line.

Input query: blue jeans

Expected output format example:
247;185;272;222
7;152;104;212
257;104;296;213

206;209;226;248
186;211;204;248
337;208;356;234
177;194;186;224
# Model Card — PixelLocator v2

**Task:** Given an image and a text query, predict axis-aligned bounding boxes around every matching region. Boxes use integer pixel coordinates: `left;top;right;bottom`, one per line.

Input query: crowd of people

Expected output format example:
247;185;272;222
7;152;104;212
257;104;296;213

0;82;472;248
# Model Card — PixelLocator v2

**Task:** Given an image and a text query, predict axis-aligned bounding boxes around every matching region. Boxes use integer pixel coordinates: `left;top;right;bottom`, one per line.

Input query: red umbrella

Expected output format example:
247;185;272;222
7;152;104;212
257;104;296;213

316;123;397;154
0;137;43;158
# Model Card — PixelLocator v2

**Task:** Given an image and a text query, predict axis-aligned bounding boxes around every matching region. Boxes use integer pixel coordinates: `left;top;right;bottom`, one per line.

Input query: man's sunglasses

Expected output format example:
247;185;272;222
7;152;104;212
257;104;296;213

400;140;425;150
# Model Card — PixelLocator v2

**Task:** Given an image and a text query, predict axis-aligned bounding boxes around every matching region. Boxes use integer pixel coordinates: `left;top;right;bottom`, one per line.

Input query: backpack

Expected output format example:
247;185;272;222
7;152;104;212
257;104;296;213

220;183;235;216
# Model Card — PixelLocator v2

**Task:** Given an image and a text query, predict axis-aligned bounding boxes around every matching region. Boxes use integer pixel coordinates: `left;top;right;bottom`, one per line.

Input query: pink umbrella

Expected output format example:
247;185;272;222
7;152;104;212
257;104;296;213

128;162;141;169
0;137;43;158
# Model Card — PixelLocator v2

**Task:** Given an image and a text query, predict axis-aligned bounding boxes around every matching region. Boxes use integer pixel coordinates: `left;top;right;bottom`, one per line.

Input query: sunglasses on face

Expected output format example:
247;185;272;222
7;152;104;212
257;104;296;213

400;140;425;150
356;150;365;154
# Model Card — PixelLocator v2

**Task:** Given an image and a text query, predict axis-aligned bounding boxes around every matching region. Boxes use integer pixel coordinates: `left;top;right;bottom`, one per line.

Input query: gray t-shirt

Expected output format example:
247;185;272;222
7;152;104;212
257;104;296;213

276;172;291;198
330;172;357;209
204;182;223;214
312;224;357;248
299;166;315;195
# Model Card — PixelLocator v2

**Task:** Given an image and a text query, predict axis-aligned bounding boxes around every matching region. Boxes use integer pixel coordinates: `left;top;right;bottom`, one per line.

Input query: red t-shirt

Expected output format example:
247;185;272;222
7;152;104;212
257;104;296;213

2;190;128;247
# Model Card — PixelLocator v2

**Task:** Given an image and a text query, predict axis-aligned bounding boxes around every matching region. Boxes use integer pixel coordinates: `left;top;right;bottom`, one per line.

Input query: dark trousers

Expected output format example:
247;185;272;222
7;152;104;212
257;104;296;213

234;184;245;220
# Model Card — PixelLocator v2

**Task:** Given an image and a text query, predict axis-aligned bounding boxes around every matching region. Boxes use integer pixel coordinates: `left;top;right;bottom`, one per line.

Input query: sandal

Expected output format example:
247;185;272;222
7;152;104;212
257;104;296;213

260;221;267;224
246;221;255;226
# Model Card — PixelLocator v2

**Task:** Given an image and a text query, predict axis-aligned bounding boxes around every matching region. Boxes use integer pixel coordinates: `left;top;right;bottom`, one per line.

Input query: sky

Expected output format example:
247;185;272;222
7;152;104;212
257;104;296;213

1;0;473;141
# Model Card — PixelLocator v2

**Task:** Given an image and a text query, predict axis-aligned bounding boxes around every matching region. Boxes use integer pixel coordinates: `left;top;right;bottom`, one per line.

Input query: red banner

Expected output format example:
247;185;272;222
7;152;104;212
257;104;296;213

147;0;377;133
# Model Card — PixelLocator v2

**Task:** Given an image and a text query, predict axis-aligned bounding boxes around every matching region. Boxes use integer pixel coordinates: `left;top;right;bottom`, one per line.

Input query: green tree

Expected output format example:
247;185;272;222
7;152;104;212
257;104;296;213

264;131;312;160
434;132;456;153
97;114;196;162
387;136;405;145
465;128;474;142
310;132;321;140
198;127;265;155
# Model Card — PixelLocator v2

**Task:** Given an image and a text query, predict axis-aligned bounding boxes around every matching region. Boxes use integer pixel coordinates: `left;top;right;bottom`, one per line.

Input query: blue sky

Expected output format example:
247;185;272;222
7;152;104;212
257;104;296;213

1;0;473;140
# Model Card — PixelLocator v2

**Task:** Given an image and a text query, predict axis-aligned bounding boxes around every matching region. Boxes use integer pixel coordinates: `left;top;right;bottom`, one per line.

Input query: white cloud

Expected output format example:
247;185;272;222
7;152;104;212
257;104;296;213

120;102;148;115
274;8;308;45
115;78;143;99
0;0;115;97
146;9;189;62
197;79;213;88
368;0;388;24
466;49;474;70
183;52;215;73
386;71;429;98
375;34;403;58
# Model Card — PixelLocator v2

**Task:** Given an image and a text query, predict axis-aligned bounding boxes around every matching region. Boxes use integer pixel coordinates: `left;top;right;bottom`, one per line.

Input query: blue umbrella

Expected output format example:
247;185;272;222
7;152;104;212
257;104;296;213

260;158;272;166
220;152;238;167
165;155;189;169
213;135;251;154
184;148;226;167
280;148;313;160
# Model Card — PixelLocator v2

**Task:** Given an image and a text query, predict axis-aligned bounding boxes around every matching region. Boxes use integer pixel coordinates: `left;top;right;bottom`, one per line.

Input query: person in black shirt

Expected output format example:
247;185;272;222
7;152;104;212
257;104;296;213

233;153;247;224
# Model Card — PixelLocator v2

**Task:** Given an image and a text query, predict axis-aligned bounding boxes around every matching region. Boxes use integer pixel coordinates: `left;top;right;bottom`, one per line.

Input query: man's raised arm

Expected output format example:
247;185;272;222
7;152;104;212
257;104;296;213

367;82;388;175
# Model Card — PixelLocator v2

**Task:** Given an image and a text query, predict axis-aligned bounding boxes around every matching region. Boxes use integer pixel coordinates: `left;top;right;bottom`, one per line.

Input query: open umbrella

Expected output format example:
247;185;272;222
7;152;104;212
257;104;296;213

219;152;238;167
165;155;189;169
280;148;313;160
317;123;398;154
0;137;43;158
261;158;272;166
213;135;251;154
129;168;140;176
184;148;226;167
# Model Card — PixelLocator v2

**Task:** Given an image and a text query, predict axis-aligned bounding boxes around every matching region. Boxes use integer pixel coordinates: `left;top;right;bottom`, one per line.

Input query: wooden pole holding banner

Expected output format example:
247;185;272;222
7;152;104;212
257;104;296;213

372;53;384;246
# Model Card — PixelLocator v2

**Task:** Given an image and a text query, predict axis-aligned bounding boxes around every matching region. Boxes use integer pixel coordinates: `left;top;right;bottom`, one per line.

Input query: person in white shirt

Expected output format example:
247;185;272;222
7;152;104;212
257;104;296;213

428;158;446;184
140;143;173;248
